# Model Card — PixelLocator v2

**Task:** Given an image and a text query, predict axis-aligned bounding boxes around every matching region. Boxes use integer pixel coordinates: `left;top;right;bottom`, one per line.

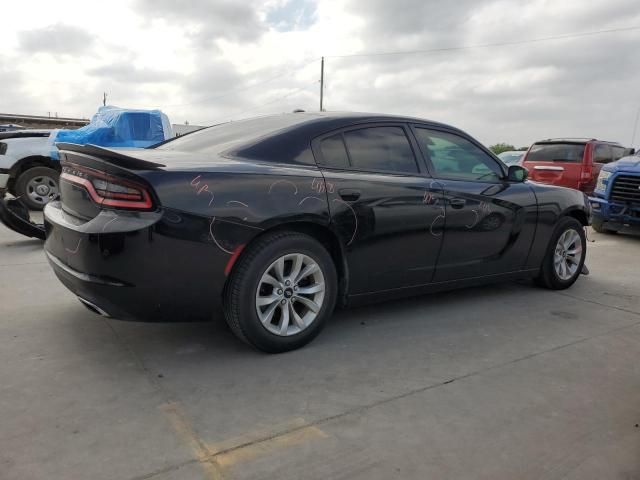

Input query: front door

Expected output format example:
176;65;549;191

313;124;445;294
412;126;537;282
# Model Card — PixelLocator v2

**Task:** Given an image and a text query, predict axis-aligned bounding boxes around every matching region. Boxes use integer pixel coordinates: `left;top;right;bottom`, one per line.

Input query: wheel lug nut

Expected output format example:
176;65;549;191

277;289;283;295
294;286;298;291
281;299;287;305
285;280;290;286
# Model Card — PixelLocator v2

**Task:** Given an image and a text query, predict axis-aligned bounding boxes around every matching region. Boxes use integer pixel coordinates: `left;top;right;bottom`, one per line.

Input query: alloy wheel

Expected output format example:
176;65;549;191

553;229;583;281
255;253;326;336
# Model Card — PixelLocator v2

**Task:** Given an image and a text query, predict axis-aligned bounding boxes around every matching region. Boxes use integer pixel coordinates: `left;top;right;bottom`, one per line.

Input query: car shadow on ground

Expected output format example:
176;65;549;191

65;280;532;365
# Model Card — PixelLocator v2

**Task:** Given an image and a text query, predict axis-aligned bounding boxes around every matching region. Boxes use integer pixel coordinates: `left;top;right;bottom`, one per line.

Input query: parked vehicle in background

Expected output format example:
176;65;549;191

497;150;525;165
44;112;590;353
0;129;58;210
589;152;640;233
0;107;172;210
522;138;630;194
0;124;26;132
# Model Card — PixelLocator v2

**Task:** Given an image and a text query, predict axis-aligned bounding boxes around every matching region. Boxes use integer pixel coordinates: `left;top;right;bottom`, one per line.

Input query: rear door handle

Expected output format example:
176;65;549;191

339;189;361;201
449;198;466;209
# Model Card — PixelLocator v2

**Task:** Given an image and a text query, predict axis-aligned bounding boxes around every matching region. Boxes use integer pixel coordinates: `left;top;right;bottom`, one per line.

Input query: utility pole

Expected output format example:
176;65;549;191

103;92;108;107
319;57;324;112
631;105;640;147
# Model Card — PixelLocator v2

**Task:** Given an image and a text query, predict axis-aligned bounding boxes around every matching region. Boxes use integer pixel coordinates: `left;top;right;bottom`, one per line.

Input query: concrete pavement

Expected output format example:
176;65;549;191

1;221;639;480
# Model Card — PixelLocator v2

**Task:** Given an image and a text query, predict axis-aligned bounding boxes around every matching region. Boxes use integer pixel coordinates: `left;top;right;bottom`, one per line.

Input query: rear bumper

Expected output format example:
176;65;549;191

589;196;640;227
43;201;231;322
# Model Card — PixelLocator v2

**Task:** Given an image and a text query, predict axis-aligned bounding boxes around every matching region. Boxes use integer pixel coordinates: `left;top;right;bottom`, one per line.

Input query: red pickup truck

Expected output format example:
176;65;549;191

522;138;631;194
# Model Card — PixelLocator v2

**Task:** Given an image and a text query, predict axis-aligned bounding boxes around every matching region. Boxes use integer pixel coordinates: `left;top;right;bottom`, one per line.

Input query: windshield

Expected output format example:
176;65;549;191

527;143;585;162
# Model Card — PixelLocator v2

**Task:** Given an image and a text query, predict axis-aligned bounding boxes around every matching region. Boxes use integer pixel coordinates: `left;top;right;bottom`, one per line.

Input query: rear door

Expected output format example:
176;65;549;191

523;142;586;189
313;123;445;294
412;126;537;282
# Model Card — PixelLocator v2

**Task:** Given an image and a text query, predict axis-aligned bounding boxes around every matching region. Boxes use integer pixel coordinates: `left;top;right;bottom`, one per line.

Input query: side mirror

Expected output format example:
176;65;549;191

507;165;528;182
623;148;635;156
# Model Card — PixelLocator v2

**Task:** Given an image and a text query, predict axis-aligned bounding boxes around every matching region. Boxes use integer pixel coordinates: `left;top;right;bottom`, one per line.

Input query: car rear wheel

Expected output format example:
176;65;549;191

223;231;338;353
535;217;586;290
15;166;60;211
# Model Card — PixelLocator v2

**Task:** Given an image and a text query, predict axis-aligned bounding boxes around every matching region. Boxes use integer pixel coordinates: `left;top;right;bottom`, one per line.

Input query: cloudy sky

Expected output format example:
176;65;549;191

1;0;640;146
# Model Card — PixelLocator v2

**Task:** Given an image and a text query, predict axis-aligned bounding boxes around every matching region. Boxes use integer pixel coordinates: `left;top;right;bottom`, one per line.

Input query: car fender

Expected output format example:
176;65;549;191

526;182;590;269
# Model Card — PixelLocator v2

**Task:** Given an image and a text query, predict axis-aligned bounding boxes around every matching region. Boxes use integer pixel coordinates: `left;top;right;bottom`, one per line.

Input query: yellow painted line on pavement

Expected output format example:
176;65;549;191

212;424;328;469
161;406;328;477
160;402;223;480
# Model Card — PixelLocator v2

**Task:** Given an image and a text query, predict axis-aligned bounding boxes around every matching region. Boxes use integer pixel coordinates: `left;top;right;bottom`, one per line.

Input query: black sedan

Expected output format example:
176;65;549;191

44;112;590;352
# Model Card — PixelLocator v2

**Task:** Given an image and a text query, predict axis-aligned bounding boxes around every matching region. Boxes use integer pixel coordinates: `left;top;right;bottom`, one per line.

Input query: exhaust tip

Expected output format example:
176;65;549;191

78;297;111;317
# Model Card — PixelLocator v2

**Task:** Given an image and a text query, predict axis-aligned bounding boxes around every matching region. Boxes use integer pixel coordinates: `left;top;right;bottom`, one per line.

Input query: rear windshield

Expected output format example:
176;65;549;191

527;143;585;163
156;115;313;154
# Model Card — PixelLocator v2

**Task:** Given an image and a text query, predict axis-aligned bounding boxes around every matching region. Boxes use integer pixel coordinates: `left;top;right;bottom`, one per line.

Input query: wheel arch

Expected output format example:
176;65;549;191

562;208;589;226
225;220;349;307
8;156;60;193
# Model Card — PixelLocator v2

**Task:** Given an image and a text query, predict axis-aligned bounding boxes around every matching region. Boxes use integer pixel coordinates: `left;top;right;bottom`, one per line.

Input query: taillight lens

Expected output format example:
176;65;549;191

61;164;153;210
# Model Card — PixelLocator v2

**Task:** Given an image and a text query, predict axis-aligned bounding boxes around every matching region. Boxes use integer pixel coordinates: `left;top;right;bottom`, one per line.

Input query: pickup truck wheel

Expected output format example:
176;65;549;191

535;217;586;290
15;166;60;211
591;218;618;234
224;231;337;353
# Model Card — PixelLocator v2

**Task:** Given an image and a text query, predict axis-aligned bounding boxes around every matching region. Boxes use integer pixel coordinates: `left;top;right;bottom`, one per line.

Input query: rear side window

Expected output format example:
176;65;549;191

343;126;418;174
611;146;626;161
527;143;585;162
594;144;613;164
319;134;350;168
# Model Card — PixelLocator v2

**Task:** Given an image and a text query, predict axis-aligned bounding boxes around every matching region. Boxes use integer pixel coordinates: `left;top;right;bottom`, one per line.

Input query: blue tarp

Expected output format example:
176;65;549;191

50;106;172;159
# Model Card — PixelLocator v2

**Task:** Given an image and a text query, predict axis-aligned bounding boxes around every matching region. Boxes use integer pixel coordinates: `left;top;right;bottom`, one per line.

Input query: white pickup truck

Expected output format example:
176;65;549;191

0;130;60;210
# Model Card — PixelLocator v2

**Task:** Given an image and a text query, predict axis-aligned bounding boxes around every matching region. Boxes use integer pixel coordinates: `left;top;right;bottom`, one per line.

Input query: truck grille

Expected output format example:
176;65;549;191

610;175;640;203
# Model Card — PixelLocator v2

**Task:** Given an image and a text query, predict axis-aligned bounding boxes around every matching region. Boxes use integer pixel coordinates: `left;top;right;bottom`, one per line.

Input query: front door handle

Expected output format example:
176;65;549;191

449;198;466;209
339;189;361;201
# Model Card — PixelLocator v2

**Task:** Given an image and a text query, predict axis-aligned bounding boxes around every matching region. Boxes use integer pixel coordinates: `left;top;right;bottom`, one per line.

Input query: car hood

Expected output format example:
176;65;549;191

603;155;640;174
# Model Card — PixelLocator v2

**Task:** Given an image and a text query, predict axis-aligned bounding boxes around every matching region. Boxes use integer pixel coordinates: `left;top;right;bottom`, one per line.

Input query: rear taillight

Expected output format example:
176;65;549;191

580;169;592;181
577;165;593;191
61;164;153;210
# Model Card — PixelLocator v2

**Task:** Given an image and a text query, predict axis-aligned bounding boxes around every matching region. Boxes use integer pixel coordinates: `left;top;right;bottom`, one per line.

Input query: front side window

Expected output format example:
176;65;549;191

414;128;503;181
342;126;418;174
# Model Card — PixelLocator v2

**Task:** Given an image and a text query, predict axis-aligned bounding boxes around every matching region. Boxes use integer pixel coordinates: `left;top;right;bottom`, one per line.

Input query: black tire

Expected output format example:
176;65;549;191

223;231;338;353
535;217;586;290
15;166;60;211
591;217;618;234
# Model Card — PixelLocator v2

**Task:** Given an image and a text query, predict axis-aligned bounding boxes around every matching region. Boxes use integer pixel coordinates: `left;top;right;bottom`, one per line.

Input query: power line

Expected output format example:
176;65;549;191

162;57;319;108
325;25;640;59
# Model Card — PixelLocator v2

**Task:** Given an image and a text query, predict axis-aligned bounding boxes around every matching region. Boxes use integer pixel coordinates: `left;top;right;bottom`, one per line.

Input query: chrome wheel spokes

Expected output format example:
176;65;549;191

553;229;583;281
255;253;326;336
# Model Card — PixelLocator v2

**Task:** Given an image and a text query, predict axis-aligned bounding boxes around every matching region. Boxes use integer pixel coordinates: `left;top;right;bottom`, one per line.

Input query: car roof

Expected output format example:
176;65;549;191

534;138;622;146
233;111;457;131
157;112;482;166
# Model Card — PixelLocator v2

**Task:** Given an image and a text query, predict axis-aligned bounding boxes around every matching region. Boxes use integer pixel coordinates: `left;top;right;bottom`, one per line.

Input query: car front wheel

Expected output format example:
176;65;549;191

15;166;60;211
535;217;586;290
224;231;338;353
